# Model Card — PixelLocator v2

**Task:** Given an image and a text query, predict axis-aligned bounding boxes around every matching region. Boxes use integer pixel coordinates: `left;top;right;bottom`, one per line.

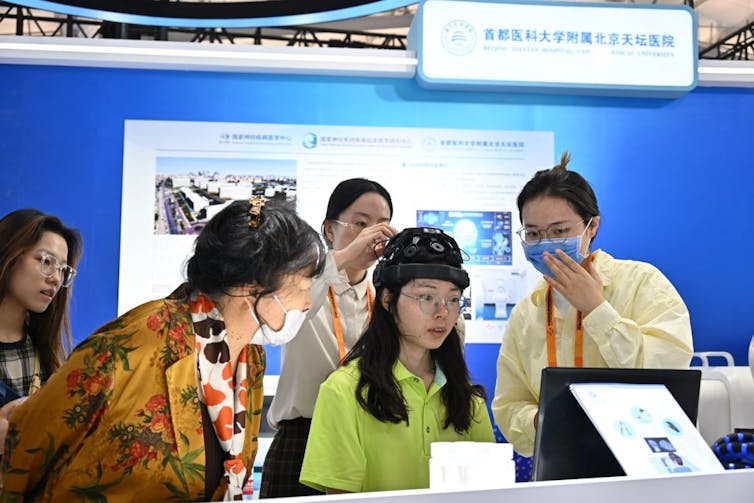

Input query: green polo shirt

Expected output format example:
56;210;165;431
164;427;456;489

300;359;495;493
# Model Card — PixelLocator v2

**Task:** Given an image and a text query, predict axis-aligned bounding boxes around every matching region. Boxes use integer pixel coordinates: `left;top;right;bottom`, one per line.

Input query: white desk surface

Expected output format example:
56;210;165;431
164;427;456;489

255;470;754;503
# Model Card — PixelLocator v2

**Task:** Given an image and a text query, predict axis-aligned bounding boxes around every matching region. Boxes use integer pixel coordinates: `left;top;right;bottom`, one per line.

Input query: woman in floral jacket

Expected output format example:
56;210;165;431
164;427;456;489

1;198;325;502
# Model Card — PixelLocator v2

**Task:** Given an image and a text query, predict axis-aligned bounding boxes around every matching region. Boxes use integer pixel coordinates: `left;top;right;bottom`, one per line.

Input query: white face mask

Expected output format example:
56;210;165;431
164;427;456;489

249;294;307;346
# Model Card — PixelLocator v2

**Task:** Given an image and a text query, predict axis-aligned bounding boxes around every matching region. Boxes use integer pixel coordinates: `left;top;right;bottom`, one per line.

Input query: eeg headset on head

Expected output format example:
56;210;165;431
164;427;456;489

373;227;470;290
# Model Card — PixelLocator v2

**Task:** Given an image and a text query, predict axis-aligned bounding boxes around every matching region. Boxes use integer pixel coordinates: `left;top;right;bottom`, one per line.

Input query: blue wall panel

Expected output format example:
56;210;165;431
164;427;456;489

1;64;753;384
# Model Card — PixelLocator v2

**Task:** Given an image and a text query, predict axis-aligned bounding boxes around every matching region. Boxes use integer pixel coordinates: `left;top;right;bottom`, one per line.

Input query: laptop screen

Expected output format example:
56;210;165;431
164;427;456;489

530;367;701;481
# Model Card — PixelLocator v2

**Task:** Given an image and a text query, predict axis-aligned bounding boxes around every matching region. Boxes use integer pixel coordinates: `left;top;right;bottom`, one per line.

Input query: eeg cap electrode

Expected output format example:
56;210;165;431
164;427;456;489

373;227;470;290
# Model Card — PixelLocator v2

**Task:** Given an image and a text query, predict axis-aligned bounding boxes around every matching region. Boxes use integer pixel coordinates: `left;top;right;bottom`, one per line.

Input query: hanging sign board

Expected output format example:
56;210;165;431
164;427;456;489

410;0;698;97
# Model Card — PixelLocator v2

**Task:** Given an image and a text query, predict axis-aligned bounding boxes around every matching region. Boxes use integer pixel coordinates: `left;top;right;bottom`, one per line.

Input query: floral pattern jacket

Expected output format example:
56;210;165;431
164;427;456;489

1;285;265;502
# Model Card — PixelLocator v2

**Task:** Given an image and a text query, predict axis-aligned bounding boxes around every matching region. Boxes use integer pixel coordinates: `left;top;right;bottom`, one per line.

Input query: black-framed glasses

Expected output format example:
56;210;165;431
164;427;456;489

400;292;465;316
38;252;77;287
516;217;592;245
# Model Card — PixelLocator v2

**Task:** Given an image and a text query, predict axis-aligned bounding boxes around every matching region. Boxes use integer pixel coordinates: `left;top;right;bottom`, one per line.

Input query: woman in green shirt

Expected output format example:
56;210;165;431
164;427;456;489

300;227;495;493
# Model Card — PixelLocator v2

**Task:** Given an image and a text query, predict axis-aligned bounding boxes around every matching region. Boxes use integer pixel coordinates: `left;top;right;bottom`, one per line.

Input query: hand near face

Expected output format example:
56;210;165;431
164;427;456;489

335;222;397;272
542;249;604;315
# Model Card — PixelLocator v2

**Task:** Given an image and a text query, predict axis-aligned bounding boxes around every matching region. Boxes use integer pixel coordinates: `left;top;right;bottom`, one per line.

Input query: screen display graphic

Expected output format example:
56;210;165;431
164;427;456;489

416;210;512;265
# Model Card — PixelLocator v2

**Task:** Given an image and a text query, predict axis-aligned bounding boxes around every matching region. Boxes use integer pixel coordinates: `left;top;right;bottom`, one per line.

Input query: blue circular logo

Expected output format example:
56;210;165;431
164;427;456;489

302;132;318;149
441;20;477;56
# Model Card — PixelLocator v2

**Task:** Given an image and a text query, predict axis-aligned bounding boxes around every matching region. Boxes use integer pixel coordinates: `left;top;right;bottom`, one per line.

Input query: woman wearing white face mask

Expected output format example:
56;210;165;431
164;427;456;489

2;198;326;502
248;293;308;346
491;152;693;459
261;178;396;498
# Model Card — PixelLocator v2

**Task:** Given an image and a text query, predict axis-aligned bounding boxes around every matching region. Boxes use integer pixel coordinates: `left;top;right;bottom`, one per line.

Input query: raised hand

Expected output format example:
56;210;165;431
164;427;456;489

542;249;604;315
333;222;397;273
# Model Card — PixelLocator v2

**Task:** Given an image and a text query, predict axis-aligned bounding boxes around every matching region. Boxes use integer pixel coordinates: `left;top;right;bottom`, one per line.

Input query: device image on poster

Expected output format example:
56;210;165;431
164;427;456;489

467;268;527;321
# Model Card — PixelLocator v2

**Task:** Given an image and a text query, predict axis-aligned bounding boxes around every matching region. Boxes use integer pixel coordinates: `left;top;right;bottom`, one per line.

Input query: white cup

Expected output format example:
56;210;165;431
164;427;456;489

429;442;515;490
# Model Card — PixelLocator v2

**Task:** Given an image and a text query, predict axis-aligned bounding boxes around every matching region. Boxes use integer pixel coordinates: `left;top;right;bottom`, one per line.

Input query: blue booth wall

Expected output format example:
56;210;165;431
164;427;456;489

2;64;754;407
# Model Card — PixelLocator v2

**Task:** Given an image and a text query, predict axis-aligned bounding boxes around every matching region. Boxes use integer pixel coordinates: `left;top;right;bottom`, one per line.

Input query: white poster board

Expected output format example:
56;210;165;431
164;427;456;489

121;120;553;343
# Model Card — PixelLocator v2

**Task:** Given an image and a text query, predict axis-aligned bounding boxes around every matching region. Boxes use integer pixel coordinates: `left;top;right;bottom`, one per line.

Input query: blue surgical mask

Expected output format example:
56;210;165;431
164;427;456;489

523;224;591;277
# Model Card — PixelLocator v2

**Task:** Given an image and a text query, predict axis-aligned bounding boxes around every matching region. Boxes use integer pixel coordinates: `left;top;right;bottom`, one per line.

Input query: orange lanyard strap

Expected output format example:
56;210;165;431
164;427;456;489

327;285;374;364
545;287;584;368
545;254;594;368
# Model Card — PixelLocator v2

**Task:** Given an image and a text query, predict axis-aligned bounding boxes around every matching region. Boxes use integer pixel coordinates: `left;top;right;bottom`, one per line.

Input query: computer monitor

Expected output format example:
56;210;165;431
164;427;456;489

531;367;702;481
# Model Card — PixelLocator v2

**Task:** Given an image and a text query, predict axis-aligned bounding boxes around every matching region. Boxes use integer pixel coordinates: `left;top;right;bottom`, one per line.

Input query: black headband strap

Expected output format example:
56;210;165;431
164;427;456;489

379;263;469;290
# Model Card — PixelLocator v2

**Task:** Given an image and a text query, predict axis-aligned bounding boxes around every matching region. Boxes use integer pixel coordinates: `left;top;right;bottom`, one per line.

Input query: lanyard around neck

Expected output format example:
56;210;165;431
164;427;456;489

545;254;595;368
327;284;374;363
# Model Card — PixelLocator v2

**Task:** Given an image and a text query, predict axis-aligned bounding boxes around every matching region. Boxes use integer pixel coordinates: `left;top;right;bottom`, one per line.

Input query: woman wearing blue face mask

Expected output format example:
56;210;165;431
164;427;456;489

491;152;693;458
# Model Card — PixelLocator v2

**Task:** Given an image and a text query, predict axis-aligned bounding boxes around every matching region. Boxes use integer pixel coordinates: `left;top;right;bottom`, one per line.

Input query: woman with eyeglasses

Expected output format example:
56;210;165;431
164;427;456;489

491;152;693;458
0;209;82;401
299;227;494;493
0;209;81;487
261;178;396;498
2;199;327;501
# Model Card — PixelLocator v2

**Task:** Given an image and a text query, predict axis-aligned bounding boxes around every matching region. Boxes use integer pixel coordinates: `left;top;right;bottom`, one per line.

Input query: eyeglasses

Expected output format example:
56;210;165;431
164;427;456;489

332;219;368;235
38;252;77;287
400;292;466;316
516;217;592;245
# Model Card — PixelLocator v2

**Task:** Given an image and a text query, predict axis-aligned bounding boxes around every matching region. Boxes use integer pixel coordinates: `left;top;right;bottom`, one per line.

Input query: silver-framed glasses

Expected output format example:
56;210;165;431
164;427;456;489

516;217;593;245
38;252;77;287
400;292;465;316
332;219;368;235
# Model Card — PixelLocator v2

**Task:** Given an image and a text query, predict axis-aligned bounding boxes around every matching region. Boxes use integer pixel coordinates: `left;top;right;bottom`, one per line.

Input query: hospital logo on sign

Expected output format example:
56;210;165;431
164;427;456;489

441;19;477;56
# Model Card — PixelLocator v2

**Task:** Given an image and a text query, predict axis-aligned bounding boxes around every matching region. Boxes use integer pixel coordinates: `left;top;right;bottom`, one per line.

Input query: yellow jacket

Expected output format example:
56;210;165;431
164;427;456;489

1;286;265;502
492;250;693;457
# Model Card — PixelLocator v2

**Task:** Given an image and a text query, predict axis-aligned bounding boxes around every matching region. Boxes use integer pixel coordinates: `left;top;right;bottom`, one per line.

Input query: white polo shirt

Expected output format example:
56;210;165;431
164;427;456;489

267;253;371;429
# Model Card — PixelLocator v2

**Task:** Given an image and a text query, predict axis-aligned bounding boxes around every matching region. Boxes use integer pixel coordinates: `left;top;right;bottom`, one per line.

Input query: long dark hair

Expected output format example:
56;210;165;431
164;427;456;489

186;199;326;301
342;228;486;432
0;209;83;377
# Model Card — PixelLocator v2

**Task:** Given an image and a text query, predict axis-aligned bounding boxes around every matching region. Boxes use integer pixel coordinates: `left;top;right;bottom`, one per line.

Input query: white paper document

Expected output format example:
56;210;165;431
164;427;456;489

570;383;724;477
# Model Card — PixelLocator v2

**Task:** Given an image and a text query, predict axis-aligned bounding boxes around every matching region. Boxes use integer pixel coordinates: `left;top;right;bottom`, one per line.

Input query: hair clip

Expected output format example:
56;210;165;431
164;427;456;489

248;196;268;228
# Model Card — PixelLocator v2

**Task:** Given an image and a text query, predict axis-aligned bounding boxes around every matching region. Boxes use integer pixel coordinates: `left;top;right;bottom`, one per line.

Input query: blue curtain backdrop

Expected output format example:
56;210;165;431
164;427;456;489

2;64;753;397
